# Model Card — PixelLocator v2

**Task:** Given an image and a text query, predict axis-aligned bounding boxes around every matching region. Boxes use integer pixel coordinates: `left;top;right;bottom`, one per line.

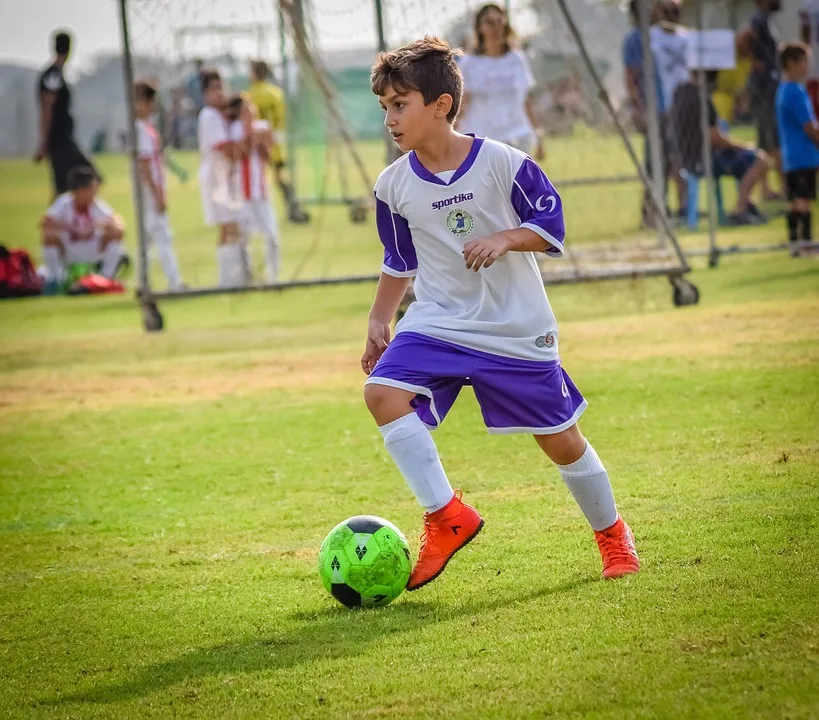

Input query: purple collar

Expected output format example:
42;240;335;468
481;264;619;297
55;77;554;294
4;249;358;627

408;135;484;187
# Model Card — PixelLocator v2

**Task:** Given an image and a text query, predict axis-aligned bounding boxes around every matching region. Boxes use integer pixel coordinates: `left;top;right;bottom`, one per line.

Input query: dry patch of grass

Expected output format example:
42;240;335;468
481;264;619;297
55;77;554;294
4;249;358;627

1;298;816;416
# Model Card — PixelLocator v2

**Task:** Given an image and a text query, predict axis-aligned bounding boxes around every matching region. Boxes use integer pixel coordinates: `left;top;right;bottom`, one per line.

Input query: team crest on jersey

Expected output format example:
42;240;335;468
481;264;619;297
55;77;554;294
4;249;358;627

446;208;473;236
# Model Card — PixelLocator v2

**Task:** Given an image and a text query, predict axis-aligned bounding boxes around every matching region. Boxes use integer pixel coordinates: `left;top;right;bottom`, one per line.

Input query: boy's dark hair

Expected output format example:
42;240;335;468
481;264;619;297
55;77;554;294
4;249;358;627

371;36;464;123
251;60;270;80
134;80;158;103
54;31;71;56
224;93;244;120
67;166;97;191
780;42;810;70
629;0;639;21
200;69;221;93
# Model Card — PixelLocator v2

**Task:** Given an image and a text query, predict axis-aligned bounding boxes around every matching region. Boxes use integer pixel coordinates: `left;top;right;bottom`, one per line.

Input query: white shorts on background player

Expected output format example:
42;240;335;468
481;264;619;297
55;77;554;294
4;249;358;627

198;106;239;226
228;119;279;237
45;193;115;264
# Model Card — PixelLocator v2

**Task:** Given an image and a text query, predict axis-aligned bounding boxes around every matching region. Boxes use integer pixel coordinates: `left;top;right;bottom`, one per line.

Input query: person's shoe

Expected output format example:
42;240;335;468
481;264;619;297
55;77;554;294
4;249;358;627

406;491;484;591
594;516;640;579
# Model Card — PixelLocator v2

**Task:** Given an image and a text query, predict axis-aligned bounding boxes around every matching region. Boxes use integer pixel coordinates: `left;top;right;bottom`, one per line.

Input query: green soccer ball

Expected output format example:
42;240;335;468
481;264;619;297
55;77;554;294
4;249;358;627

318;516;412;608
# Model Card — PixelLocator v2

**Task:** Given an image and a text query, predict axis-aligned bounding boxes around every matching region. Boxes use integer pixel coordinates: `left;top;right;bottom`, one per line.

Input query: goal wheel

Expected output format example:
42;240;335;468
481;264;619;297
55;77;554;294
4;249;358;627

707;247;720;268
671;277;700;307
350;204;368;224
141;301;164;333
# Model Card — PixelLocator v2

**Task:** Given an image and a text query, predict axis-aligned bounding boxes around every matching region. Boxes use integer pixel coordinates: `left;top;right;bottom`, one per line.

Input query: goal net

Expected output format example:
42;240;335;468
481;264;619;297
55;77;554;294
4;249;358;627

119;0;697;330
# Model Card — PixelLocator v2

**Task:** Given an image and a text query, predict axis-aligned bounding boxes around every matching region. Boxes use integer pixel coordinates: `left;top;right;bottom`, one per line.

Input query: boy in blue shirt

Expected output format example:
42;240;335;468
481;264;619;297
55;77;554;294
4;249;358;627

776;42;819;256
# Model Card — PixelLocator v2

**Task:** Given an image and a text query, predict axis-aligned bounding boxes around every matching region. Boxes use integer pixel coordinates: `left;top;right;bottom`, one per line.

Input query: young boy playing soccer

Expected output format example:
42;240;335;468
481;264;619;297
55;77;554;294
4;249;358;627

776;42;819;256
362;37;639;591
225;94;281;283
40;166;125;284
197;69;245;287
134;80;183;291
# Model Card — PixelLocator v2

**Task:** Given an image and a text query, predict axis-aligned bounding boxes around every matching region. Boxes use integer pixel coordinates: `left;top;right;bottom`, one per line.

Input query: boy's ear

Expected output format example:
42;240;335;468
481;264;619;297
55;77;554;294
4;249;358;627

434;93;454;119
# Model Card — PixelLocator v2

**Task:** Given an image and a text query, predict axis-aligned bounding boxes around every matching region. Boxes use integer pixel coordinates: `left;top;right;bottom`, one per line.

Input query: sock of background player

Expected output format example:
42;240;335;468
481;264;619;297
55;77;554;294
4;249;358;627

153;222;182;290
379;413;454;512
100;239;123;279
217;243;244;288
787;210;799;243
264;233;280;282
556;442;618;532
800;210;812;242
43;245;64;282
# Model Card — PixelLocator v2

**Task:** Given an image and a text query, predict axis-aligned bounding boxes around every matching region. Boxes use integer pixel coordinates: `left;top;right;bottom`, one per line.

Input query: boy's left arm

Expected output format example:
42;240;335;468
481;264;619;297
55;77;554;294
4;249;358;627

464;157;564;271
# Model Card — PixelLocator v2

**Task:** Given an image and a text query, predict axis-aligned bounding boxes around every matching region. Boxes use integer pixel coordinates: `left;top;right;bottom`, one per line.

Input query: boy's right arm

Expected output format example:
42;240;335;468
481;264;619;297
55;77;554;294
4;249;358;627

361;273;411;375
362;185;418;374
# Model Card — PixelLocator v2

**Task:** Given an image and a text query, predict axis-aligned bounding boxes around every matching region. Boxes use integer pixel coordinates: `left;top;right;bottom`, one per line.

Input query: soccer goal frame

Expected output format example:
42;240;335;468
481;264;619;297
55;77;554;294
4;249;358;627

118;0;699;333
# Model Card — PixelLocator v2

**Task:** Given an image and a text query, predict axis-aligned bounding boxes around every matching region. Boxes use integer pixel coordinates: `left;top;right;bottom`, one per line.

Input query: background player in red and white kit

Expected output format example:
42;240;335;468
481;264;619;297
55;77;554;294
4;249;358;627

197;70;244;287
134;80;183;291
801;0;819;116
40;166;124;283
225;95;281;283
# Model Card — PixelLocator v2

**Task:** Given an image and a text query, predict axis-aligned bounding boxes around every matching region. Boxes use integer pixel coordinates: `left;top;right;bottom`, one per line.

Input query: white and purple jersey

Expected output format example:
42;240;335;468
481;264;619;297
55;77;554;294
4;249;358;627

374;136;565;362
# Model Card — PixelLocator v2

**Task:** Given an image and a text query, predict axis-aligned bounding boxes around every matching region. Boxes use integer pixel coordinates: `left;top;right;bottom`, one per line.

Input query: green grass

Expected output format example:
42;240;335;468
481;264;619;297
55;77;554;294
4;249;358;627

0;143;818;718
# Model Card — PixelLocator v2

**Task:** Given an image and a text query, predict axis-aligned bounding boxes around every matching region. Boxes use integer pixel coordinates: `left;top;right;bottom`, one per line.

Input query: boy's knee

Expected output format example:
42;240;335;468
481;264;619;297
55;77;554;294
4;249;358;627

364;383;412;424
42;231;62;247
534;424;587;465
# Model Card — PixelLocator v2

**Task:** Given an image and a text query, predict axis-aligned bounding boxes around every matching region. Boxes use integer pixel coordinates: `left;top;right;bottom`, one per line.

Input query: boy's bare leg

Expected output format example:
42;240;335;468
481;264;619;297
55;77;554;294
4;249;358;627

364;383;483;591
535;425;639;579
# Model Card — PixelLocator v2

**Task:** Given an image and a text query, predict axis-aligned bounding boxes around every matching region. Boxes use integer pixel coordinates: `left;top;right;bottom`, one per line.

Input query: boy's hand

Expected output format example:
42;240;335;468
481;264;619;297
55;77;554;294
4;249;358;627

361;317;391;375
463;233;511;271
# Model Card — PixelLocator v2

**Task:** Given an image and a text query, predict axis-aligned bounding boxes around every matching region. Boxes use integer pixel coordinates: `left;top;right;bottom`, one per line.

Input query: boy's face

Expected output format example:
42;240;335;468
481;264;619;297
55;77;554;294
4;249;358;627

379;86;447;152
205;79;225;107
135;97;156;118
789;56;810;81
72;182;97;208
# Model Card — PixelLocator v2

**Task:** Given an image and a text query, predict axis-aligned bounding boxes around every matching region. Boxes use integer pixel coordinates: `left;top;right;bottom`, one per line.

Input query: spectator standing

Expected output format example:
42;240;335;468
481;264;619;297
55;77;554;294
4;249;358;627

738;0;783;199
622;0;667;226
34;31;101;199
186;58;205;114
456;3;544;160
776;43;819;256
800;0;819;117
673;72;770;226
650;0;689;219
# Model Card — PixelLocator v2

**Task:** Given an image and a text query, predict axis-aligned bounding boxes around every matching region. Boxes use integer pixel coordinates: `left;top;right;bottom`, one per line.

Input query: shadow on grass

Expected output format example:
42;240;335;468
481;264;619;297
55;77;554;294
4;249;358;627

50;575;595;706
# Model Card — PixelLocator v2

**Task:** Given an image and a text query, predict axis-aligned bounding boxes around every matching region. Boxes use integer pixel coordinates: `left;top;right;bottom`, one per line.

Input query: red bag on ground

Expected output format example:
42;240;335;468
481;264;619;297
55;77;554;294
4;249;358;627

0;246;43;298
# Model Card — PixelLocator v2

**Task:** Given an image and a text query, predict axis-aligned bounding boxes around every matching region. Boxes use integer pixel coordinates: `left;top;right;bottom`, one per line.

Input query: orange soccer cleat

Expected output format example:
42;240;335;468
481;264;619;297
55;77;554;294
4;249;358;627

594;516;640;579
406;491;484;591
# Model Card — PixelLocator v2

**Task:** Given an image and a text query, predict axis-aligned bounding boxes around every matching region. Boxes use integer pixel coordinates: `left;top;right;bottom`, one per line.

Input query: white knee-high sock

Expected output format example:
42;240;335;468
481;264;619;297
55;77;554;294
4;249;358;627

264;235;280;283
43;245;64;282
379;413;454;512
556;443;618;532
153;224;182;290
217;243;244;288
100;240;122;279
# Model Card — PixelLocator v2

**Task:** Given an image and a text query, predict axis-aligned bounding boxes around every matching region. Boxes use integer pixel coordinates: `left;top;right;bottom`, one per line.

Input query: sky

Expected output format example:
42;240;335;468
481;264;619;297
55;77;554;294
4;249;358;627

0;0;535;79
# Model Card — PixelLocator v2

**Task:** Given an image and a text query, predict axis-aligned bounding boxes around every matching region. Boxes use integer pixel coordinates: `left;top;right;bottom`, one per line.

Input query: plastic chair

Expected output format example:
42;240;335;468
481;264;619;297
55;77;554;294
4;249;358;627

685;171;726;229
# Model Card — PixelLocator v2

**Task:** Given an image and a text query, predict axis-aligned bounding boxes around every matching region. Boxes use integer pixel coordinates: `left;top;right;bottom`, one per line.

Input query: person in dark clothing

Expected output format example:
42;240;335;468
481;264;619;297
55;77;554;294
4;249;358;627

673;71;770;225
738;0;784;198
33;30;101;198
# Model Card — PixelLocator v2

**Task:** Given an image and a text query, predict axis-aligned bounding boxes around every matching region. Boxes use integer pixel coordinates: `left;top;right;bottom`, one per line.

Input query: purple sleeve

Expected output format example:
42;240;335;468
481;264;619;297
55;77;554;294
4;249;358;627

510;157;565;257
374;193;418;277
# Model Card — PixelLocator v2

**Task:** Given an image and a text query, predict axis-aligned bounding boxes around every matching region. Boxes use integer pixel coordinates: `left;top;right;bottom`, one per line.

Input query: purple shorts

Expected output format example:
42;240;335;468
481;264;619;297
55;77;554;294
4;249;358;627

366;332;587;434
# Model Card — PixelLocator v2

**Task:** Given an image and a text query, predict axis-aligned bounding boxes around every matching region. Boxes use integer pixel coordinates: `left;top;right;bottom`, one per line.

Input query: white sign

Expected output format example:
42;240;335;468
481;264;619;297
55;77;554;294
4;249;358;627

686;30;736;70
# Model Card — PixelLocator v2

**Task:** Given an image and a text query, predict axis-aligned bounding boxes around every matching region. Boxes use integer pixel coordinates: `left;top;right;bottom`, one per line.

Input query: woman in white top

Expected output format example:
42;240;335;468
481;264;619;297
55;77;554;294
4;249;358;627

457;3;544;160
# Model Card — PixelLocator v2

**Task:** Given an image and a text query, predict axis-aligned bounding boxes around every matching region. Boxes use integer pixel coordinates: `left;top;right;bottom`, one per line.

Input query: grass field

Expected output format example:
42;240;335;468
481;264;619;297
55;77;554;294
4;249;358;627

1;144;818;718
